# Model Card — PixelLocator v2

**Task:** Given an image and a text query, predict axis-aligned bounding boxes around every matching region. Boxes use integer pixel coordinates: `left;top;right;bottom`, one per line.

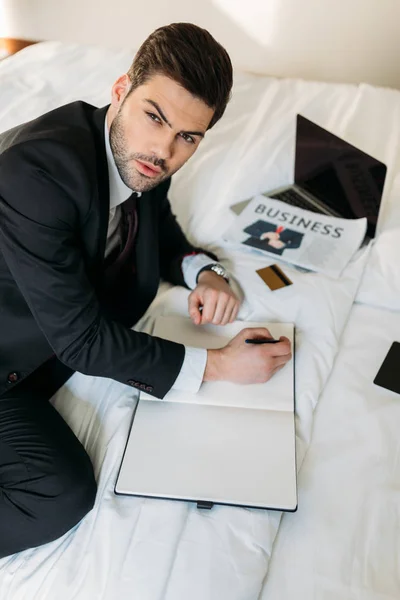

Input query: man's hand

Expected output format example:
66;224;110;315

260;231;285;250
260;231;279;242
203;327;292;384
188;270;241;326
267;239;286;250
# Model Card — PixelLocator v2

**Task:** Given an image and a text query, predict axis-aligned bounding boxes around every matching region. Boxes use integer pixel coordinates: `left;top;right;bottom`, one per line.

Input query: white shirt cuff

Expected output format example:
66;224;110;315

171;346;207;393
181;253;217;290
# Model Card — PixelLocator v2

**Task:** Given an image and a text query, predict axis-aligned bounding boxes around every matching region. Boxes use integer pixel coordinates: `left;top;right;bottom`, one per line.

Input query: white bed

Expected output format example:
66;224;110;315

0;41;399;600
261;302;400;600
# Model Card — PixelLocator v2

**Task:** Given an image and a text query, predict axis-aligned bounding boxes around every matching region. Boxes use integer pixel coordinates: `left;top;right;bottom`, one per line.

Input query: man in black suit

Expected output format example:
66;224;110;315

0;23;292;557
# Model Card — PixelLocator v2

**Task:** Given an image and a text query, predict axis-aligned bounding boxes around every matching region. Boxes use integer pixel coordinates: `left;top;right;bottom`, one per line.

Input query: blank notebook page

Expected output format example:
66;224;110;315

116;401;297;510
141;317;294;412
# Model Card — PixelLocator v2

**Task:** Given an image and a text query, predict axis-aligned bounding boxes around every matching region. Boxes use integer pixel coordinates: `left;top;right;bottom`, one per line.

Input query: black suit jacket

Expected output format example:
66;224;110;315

0;101;216;399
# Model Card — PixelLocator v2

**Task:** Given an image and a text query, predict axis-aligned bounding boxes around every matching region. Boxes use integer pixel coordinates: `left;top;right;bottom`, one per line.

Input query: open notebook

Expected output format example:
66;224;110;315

115;317;297;511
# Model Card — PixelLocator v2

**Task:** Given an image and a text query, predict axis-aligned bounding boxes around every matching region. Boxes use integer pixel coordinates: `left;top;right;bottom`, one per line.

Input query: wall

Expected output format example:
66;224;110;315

1;0;400;89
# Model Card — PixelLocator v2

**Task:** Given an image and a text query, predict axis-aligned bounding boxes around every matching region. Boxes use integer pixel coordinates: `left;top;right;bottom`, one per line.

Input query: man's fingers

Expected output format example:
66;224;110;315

219;299;234;326
272;353;292;369
209;293;229;325
263;337;291;357
239;330;291;357
222;298;239;325
240;327;273;341
200;291;218;324
222;300;237;326
188;293;202;325
229;301;240;323
215;294;239;325
211;293;240;326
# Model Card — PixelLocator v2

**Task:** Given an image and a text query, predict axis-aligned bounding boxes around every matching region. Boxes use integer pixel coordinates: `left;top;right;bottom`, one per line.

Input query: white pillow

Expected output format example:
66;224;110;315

356;171;400;310
356;229;400;310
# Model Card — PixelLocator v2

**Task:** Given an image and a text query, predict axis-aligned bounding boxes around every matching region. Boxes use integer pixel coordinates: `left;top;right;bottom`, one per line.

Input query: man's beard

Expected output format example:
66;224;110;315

109;110;170;193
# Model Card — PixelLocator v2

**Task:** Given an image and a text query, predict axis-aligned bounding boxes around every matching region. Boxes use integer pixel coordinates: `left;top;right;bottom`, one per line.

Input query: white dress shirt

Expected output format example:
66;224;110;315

104;116;213;393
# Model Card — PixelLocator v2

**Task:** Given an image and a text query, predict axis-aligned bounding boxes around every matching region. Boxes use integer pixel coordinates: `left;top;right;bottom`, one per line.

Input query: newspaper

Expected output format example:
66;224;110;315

224;195;367;278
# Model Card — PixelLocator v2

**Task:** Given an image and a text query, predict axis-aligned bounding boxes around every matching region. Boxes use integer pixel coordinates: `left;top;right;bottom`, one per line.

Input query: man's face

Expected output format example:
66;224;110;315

108;74;214;193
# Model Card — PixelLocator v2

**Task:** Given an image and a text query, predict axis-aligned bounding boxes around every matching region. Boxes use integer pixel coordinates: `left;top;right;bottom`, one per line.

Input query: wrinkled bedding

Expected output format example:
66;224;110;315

261;303;400;600
0;41;398;600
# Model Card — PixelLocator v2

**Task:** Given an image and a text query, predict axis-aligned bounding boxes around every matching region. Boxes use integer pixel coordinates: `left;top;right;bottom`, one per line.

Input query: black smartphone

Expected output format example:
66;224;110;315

374;342;400;394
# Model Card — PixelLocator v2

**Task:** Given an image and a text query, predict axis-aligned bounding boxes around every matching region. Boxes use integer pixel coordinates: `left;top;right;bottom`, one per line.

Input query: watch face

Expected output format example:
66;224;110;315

211;264;227;278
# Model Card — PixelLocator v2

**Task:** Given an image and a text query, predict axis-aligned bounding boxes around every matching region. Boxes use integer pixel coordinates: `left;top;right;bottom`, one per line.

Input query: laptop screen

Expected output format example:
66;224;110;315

295;115;387;237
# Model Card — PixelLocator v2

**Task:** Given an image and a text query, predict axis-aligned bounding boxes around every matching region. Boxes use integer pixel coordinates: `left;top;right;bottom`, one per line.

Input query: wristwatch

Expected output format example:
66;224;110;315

197;262;230;283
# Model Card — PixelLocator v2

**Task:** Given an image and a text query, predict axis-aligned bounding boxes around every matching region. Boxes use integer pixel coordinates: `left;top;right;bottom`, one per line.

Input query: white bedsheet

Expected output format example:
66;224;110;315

0;41;399;599
260;303;400;600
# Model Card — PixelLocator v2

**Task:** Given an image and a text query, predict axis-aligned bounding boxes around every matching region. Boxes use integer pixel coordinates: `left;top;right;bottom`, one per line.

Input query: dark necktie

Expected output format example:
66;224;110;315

99;193;140;325
103;193;138;279
97;193;140;326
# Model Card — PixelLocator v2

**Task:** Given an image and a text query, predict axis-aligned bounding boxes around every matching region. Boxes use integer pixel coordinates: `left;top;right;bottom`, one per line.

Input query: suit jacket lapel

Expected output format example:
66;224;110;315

88;104;111;284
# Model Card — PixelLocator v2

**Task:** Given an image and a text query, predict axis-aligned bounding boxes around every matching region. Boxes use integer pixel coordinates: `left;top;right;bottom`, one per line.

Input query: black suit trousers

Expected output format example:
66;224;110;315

0;358;97;559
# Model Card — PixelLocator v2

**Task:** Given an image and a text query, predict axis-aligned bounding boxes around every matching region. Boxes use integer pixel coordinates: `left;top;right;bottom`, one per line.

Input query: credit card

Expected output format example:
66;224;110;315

256;264;293;291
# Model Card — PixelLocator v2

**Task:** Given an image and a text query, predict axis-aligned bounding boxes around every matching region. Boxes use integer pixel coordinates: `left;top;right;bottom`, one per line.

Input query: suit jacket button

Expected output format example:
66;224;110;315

127;379;135;386
7;372;19;384
145;386;153;393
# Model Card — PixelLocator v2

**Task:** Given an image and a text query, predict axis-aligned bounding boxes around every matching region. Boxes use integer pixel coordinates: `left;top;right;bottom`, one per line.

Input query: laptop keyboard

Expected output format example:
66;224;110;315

269;189;321;214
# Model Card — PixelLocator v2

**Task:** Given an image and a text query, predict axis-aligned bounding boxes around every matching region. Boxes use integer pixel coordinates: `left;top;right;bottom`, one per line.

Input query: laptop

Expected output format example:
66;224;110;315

231;115;387;238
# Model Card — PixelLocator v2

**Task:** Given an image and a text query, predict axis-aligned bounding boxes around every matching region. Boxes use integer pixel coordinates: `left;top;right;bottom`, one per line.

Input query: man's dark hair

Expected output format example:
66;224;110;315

126;23;233;129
